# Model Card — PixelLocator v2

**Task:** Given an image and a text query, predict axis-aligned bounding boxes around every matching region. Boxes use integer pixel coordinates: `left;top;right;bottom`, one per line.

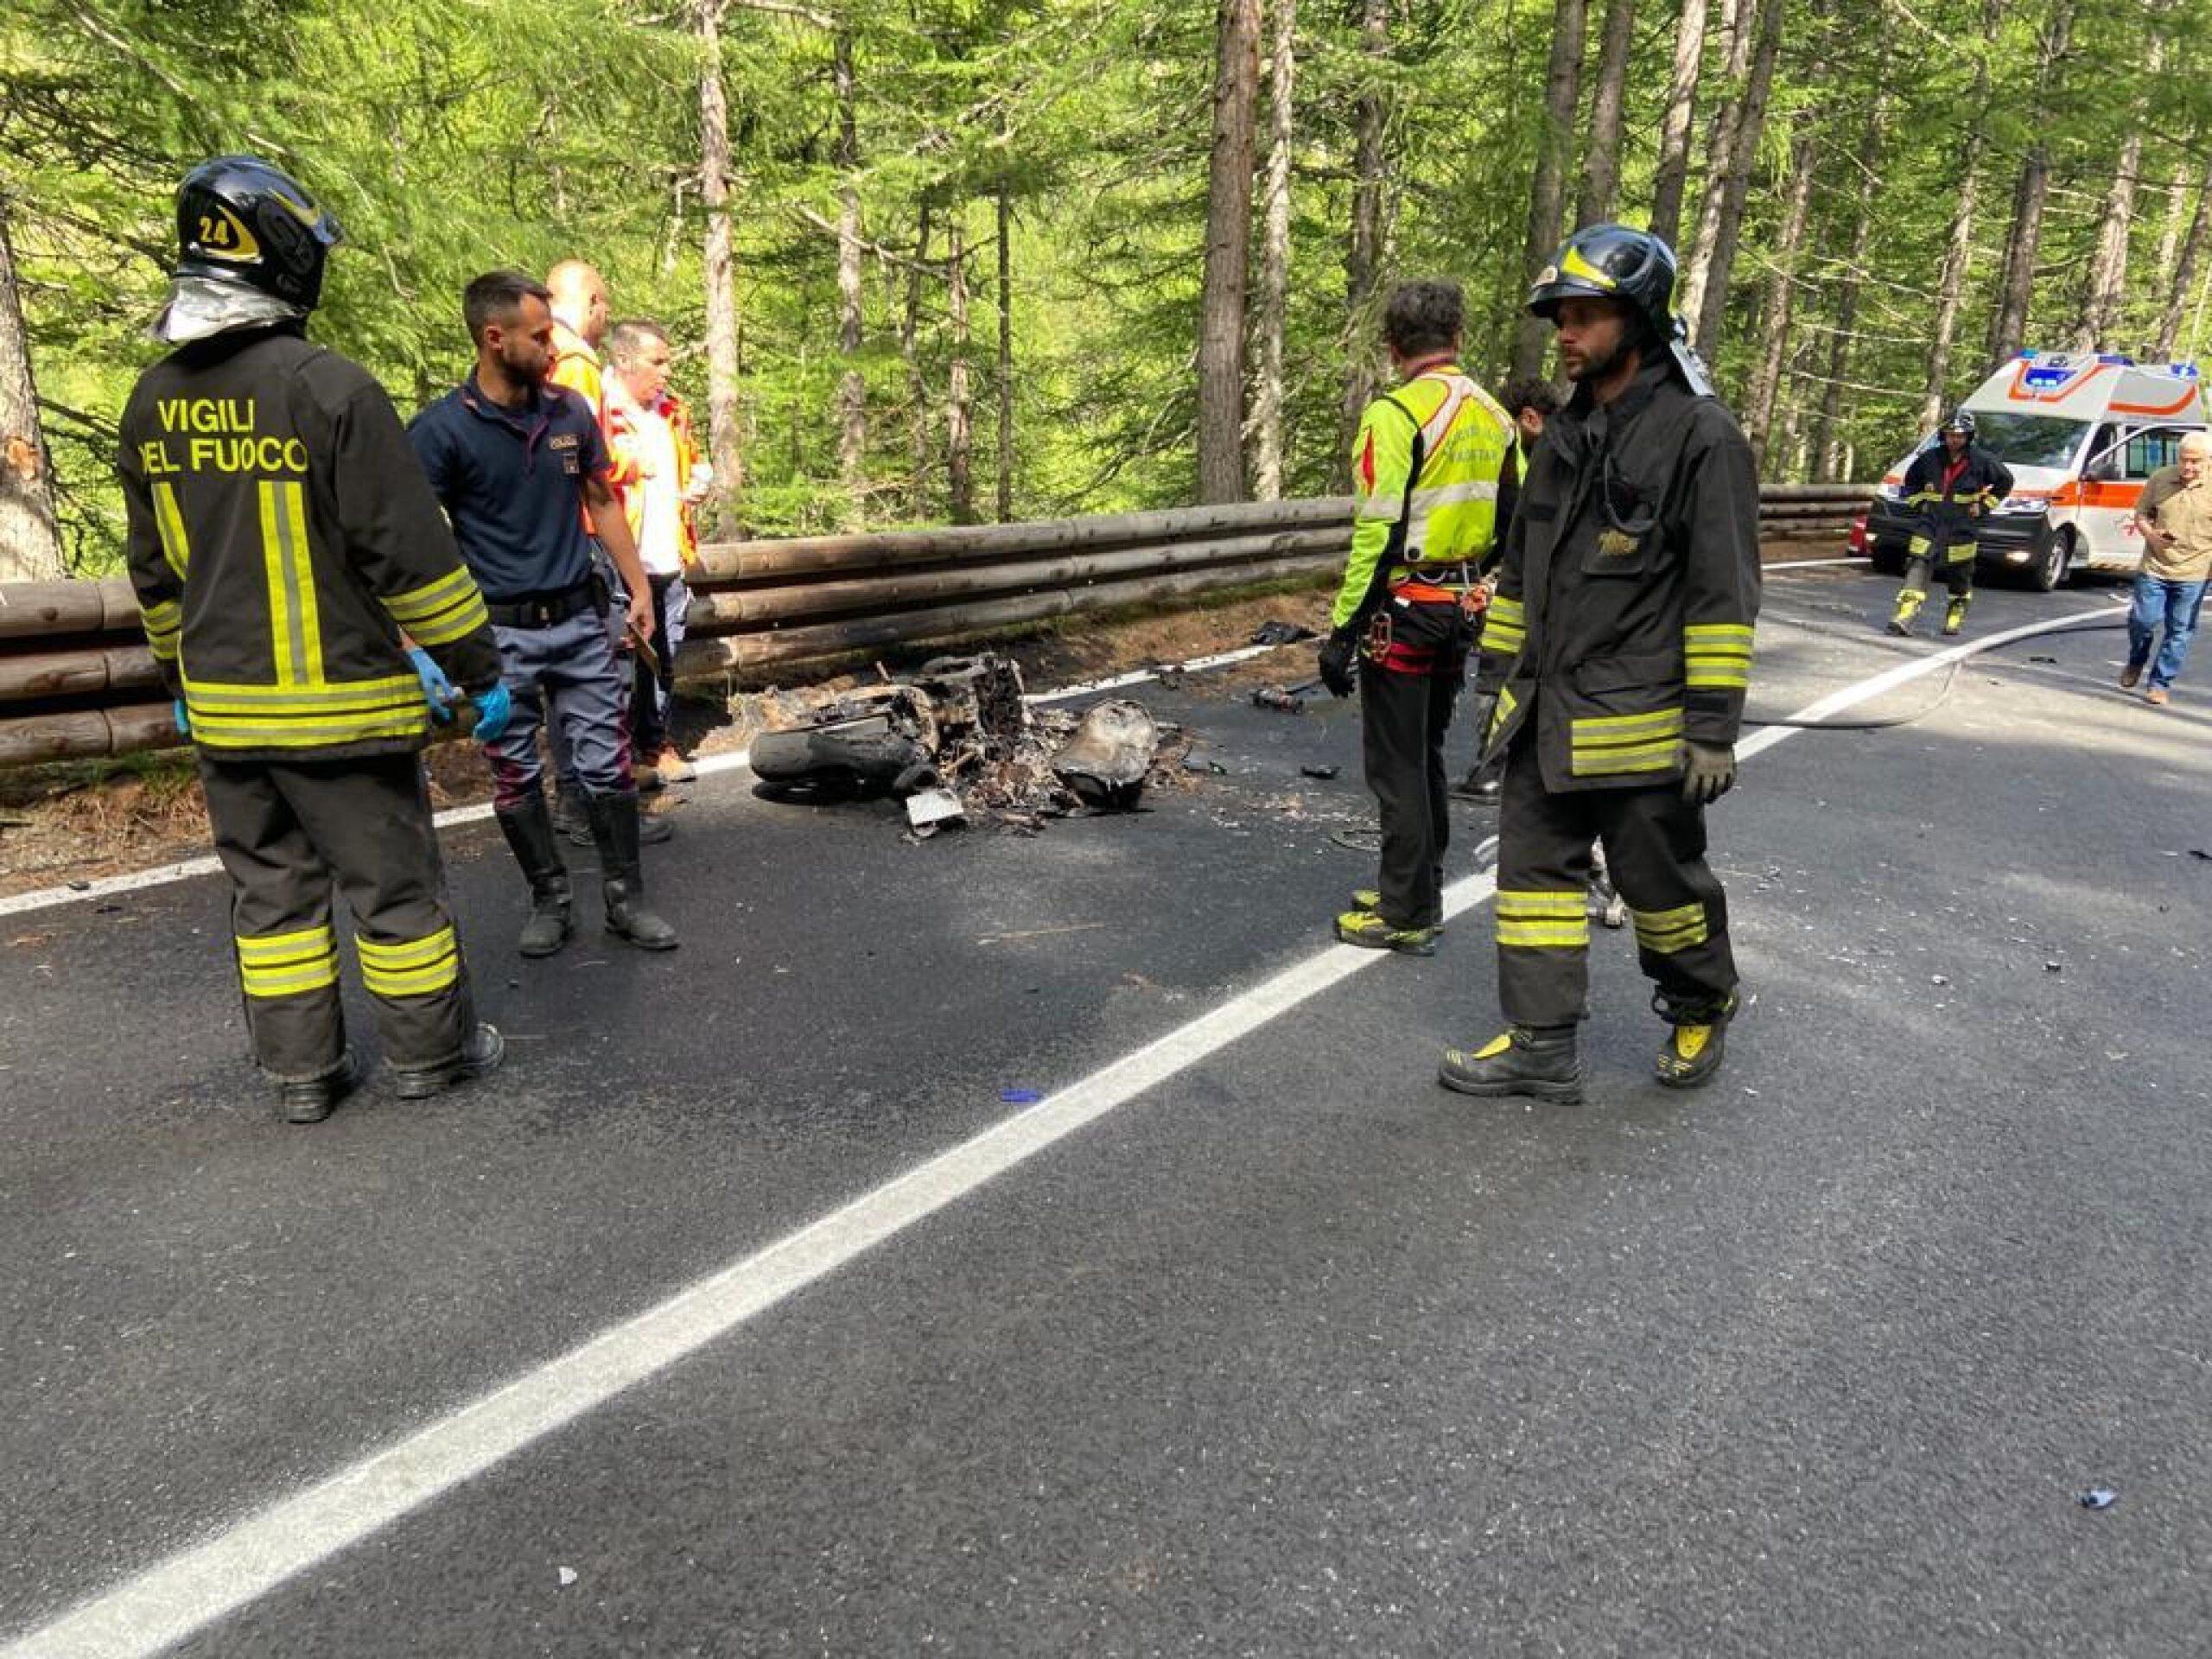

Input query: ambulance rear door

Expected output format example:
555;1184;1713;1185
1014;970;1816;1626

2074;423;2195;569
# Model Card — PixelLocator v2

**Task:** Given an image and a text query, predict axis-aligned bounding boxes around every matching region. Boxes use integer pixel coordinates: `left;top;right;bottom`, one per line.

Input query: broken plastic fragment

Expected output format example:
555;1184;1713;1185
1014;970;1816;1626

557;1567;579;1586
2078;1488;2118;1510
1001;1087;1044;1103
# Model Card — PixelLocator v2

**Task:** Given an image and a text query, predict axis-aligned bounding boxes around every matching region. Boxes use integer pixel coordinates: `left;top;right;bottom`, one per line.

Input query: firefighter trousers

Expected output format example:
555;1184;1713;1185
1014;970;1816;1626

1901;541;1975;600
1493;734;1736;1027
200;752;476;1081
1359;598;1469;929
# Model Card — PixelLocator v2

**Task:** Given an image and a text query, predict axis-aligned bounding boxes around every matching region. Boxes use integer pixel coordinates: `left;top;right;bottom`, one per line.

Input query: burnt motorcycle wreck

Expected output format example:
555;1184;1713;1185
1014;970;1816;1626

747;654;1164;834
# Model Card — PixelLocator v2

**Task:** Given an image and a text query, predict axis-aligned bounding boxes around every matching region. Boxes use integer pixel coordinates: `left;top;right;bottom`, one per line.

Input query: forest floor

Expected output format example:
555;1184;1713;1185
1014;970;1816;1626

0;541;1848;897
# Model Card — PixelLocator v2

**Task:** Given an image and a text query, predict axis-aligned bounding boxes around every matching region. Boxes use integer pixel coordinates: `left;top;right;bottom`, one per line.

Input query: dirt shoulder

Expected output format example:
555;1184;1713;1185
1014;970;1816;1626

0;541;1856;898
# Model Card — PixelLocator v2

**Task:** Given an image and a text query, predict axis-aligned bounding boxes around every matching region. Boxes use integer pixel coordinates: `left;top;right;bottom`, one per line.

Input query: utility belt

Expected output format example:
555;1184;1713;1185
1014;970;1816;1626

1391;562;1487;612
486;576;606;630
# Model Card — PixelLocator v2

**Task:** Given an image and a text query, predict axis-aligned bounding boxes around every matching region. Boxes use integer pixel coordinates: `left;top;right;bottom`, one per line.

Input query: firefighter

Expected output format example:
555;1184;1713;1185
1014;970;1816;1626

1439;224;1759;1102
118;156;512;1124
1322;280;1519;953
1887;409;2013;638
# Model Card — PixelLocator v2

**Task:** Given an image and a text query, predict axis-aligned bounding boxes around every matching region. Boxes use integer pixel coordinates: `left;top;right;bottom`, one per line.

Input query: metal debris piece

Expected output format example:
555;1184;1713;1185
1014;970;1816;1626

1300;764;1340;780
905;787;966;831
1052;698;1160;810
1250;677;1325;714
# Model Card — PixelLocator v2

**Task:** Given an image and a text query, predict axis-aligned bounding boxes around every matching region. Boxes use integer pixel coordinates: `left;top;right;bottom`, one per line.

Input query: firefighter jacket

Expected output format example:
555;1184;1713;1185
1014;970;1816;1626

1475;357;1760;795
1900;442;2013;536
1332;365;1520;629
550;320;643;498
118;325;501;760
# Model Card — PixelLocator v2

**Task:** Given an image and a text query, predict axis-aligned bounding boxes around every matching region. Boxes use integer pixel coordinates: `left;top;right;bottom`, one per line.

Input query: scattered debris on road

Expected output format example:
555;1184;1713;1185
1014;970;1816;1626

2078;1487;2119;1510
1052;698;1160;810
1249;619;1318;645
1300;764;1340;780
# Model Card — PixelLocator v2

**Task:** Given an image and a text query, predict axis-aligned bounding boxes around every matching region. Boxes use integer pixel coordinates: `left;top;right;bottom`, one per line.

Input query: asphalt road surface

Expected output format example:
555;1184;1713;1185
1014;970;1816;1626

4;565;2209;1658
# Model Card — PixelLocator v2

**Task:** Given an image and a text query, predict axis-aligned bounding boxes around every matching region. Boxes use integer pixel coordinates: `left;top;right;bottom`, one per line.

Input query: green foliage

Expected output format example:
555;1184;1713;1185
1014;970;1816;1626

6;0;2211;574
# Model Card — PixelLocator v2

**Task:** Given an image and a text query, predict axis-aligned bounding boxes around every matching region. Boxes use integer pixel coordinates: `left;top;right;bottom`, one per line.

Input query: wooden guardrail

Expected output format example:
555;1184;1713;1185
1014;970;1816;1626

0;486;1872;768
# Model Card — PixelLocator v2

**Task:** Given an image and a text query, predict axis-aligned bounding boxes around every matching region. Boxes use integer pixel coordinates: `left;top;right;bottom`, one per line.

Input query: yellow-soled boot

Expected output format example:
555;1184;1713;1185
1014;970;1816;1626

1886;589;1925;637
1335;908;1439;955
1654;991;1738;1090
1942;594;1971;637
1439;1026;1583;1103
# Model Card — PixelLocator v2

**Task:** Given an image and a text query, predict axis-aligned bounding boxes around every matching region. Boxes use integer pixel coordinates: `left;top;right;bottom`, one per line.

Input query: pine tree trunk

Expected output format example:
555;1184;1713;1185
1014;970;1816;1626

947;207;973;524
1675;0;1752;331
1815;105;1886;482
1338;0;1392;479
1689;0;1783;363
0;196;64;582
1919;3;1996;429
1745;133;1815;473
996;180;1014;524
1987;3;2073;363
1574;0;1637;226
904;199;932;518
696;0;747;537
1252;0;1296;501
2075;32;2158;353
1511;0;1590;379
833;29;866;516
1197;0;1262;504
2155;159;2212;359
1647;0;1709;249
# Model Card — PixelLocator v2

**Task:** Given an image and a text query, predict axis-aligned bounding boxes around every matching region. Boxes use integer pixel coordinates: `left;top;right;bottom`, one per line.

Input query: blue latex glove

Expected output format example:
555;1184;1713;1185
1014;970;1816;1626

470;681;513;745
172;698;190;737
408;646;456;722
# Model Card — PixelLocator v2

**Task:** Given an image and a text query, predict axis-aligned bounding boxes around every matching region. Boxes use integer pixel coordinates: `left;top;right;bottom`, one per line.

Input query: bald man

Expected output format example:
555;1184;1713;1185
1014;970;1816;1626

541;261;670;836
2127;430;2212;706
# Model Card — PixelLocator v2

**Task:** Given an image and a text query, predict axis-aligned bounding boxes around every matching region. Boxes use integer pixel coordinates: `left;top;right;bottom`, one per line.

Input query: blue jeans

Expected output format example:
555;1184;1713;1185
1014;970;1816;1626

2127;575;2209;690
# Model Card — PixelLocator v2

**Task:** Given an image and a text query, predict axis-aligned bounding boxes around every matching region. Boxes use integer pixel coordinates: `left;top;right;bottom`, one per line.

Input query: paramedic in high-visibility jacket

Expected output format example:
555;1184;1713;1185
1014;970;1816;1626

118;156;511;1125
1321;280;1519;955
1886;409;2014;638
1439;225;1759;1103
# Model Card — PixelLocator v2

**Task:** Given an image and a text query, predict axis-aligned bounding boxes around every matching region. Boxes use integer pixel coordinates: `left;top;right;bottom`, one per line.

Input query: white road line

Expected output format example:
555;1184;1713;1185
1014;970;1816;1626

0;600;2126;1659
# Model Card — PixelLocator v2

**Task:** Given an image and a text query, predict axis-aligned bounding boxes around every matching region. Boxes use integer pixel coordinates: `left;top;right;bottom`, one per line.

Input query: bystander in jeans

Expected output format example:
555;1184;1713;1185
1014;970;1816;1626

605;318;711;784
2126;430;2212;707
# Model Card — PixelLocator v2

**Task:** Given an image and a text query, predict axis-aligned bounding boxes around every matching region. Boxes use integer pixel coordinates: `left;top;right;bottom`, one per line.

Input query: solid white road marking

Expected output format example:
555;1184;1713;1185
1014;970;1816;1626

0;599;2127;1659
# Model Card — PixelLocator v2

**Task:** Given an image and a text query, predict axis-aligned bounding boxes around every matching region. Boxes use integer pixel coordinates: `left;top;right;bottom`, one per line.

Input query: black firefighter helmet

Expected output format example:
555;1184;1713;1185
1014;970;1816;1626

175;156;345;310
1528;223;1679;342
1939;408;1978;440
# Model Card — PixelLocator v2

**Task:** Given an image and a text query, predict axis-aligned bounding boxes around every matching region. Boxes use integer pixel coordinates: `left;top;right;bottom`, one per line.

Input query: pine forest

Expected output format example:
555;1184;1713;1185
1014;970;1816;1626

1;0;2204;576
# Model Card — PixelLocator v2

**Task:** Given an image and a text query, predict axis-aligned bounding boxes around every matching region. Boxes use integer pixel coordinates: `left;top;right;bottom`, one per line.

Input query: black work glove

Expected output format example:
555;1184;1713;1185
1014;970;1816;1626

1317;628;1359;698
1681;741;1737;804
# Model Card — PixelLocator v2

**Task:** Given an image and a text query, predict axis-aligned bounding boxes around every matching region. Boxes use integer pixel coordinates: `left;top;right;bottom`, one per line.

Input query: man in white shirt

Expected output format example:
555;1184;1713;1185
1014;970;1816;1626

605;319;714;782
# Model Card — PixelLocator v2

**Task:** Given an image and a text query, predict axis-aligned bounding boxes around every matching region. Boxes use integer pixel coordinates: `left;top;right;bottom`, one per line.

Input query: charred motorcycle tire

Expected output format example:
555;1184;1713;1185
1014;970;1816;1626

748;720;932;800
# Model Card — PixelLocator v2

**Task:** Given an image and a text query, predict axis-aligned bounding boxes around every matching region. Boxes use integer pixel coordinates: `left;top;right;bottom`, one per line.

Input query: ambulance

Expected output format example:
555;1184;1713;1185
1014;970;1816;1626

1865;352;2209;589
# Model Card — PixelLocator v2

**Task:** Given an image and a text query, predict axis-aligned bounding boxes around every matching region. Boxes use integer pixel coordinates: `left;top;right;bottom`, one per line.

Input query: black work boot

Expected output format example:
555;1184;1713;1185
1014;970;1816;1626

276;1050;360;1125
1438;1025;1583;1103
1654;990;1738;1090
496;797;574;959
1450;765;1501;803
551;785;593;848
392;1022;507;1101
585;792;680;950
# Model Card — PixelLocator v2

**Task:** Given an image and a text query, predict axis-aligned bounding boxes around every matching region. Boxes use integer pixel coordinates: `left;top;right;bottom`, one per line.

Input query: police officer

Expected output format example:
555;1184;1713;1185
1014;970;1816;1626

118;156;511;1124
410;270;678;957
1439;225;1759;1102
1323;280;1518;955
1887;409;2013;638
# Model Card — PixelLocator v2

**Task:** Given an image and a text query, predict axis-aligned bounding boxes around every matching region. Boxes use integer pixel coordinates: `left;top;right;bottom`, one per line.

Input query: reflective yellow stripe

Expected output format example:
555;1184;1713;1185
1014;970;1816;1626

358;927;460;999
383;568;489;648
187;675;418;711
1630;902;1708;954
1685;624;1753;645
189;711;425;749
1574;709;1684;738
357;926;456;971
1488;597;1525;627
1572;742;1680;776
153;483;192;579
1686;668;1751;690
257;480;323;688
237;924;339;998
1489;686;1518;742
1497;918;1591;949
1497;890;1586;917
142;598;182;662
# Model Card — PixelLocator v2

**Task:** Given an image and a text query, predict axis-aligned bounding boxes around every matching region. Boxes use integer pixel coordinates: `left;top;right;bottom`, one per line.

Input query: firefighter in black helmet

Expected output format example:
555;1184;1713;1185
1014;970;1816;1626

1438;224;1760;1103
1886;408;2013;638
118;156;512;1124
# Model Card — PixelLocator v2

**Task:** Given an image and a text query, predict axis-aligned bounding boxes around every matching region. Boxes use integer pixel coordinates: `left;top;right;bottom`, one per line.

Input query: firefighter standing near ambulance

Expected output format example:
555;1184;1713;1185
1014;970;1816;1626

1886;409;2013;638
118;156;512;1124
1439;225;1758;1102
1322;280;1519;954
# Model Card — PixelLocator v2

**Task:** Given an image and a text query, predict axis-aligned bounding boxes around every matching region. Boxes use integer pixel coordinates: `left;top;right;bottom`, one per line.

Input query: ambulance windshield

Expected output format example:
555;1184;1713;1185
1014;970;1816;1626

1961;412;2088;469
